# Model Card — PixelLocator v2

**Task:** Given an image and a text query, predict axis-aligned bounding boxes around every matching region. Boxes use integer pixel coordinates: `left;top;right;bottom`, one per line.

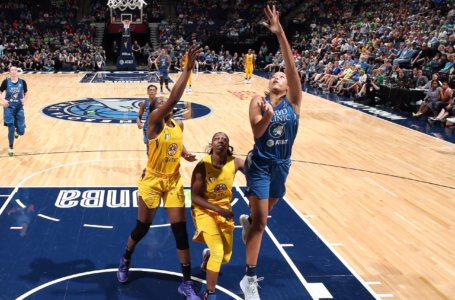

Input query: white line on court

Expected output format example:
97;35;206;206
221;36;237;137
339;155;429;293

366;282;382;285
0;195;10;197
267;216;272;218
282;195;383;300
231;198;239;206
234;183;319;300
0;158;164;216
280;244;294;247
38;214;60;222
150;224;171;228
364;178;398;197
10;227;23;230
15;199;26;208
15;268;243;300
234;225;242;228
83;224;113;229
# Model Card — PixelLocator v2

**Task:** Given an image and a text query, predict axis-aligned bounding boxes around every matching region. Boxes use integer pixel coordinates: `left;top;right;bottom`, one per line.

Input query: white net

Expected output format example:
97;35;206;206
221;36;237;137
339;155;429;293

122;20;131;29
107;0;147;11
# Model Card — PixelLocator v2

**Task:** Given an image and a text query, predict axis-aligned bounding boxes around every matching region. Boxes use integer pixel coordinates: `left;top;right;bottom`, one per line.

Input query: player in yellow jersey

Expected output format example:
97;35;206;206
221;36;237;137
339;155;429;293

181;51;193;93
118;45;203;300
191;132;245;300
245;49;255;84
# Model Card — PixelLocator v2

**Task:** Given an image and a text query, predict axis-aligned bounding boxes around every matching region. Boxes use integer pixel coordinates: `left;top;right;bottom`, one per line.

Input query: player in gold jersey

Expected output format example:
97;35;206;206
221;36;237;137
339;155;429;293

245;49;255;84
191;132;245;300
181;51;193;93
118;45;203;300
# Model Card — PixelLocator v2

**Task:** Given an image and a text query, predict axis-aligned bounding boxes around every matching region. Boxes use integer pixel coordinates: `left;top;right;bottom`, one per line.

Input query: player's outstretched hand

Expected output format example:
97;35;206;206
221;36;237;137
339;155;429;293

262;5;283;35
258;97;274;116
185;45;203;71
183;152;197;162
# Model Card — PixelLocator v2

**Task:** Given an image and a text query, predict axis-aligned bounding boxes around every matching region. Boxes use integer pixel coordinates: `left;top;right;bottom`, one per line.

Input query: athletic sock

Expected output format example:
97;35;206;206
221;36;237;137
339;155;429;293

246;264;256;277
205;290;216;297
9;145;13;149
247;215;253;225
181;263;191;281
123;247;133;260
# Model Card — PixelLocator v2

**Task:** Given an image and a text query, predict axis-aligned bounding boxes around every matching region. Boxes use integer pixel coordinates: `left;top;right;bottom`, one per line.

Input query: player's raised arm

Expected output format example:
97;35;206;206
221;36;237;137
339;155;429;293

149;45;202;123
249;96;274;139
263;5;302;110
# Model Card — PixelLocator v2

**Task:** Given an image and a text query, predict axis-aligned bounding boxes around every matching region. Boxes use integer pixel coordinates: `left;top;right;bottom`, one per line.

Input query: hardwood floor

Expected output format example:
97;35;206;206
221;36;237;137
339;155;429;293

1;72;454;299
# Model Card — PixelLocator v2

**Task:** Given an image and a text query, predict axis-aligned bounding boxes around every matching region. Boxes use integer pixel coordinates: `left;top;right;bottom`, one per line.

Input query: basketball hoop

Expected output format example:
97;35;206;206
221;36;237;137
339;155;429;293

122;20;131;29
107;0;147;11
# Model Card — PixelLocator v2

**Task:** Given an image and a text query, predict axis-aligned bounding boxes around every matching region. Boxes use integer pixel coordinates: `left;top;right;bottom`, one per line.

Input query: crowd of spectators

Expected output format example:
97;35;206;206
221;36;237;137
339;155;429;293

167;0;296;45
283;0;455;125
0;0;107;71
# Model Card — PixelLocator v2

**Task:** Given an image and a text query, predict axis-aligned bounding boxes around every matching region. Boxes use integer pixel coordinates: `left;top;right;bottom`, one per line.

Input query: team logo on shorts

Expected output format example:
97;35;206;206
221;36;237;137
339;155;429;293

39;98;213;124
269;123;286;138
167;143;178;156
214;183;227;192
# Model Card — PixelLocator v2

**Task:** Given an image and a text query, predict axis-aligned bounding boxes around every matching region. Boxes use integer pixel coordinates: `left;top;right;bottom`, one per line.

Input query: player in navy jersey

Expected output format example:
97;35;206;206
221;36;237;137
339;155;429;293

238;6;302;300
0;66;28;157
156;49;172;95
137;84;158;155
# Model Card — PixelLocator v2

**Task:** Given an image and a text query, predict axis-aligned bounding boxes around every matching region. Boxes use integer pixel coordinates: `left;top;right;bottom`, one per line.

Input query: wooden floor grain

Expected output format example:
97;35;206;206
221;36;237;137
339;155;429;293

1;72;455;299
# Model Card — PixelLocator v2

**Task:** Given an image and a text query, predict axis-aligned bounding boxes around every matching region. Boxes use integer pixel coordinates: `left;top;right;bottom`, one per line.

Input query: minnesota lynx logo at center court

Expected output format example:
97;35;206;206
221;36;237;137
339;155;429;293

40;97;213;124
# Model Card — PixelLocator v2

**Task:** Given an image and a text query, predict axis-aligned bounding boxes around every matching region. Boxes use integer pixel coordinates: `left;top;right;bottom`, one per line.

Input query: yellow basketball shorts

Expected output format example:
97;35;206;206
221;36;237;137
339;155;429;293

245;64;253;76
138;170;185;209
192;211;233;272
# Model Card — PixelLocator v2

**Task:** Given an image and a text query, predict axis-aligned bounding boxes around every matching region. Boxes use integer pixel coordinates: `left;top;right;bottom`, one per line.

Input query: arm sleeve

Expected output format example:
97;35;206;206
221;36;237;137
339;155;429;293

23;80;28;93
0;79;7;93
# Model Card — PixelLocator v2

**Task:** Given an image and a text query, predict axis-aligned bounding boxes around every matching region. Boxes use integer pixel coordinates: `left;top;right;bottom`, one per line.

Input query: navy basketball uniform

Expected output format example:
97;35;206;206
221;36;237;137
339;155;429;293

244;96;299;199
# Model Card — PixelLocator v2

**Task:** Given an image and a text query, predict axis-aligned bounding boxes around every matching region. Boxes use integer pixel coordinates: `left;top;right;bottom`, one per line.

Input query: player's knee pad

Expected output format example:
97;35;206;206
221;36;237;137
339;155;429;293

170;222;189;250
160;76;164;85
130;219;151;243
164;78;169;85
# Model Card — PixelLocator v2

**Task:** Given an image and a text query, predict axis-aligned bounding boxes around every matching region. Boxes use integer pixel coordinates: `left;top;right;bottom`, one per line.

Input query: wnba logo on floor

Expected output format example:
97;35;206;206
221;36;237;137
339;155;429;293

39;98;213;124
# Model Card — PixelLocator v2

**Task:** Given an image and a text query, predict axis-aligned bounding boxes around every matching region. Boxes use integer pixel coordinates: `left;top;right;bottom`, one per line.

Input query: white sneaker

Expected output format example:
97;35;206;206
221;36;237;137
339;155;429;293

240;275;263;300
185;88;188;93
189;86;192;92
239;215;251;244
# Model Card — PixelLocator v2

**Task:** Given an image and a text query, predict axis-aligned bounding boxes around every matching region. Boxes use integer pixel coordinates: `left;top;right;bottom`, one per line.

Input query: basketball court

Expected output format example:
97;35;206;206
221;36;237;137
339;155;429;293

1;71;455;300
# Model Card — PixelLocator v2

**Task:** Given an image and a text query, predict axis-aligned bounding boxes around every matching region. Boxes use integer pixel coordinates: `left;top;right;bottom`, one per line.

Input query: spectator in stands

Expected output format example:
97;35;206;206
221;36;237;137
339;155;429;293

415;81;452;118
393;42;414;66
414;69;429;88
260;42;268;55
353;76;380;106
141;43;152;66
418;74;440;89
441;54;455;73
